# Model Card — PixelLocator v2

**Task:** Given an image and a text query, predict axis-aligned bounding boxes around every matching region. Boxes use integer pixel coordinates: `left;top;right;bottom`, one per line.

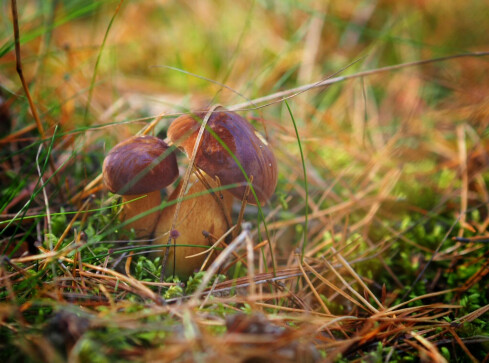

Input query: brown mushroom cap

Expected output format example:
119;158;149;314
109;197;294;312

168;108;277;205
103;135;178;195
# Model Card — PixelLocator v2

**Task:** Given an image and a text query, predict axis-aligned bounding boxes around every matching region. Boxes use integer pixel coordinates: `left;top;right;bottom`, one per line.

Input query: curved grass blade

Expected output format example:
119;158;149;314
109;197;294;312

284;101;308;262
83;0;124;123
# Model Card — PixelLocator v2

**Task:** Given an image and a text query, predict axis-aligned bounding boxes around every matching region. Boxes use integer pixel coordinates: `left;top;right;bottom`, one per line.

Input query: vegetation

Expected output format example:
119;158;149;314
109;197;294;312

1;1;488;361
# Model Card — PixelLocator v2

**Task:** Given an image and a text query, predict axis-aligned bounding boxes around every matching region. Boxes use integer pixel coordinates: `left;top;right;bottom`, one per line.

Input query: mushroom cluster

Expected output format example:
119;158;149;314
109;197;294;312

103;107;277;278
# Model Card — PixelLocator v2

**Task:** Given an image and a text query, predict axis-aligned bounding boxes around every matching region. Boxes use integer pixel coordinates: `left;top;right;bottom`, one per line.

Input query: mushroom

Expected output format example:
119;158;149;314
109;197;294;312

103;135;178;238
154;107;277;277
154;173;232;278
167;107;277;205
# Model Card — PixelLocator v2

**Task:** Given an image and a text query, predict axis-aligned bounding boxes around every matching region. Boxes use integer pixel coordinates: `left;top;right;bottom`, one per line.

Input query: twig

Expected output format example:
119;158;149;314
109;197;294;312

229;51;489;112
11;0;45;138
10;0;66;202
297;255;331;314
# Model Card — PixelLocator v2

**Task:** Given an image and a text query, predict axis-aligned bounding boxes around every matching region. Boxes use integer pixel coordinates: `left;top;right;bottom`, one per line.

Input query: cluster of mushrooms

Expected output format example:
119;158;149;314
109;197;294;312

102;107;277;278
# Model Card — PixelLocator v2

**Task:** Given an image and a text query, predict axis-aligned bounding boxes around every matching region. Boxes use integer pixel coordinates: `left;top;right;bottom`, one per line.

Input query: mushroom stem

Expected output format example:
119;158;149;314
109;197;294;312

120;191;162;238
154;173;232;279
193;167;233;228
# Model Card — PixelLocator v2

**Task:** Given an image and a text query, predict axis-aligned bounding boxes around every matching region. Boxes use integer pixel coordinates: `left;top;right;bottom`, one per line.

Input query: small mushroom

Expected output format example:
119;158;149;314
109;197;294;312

103;135;178;238
154;173;232;278
168;107;278;205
